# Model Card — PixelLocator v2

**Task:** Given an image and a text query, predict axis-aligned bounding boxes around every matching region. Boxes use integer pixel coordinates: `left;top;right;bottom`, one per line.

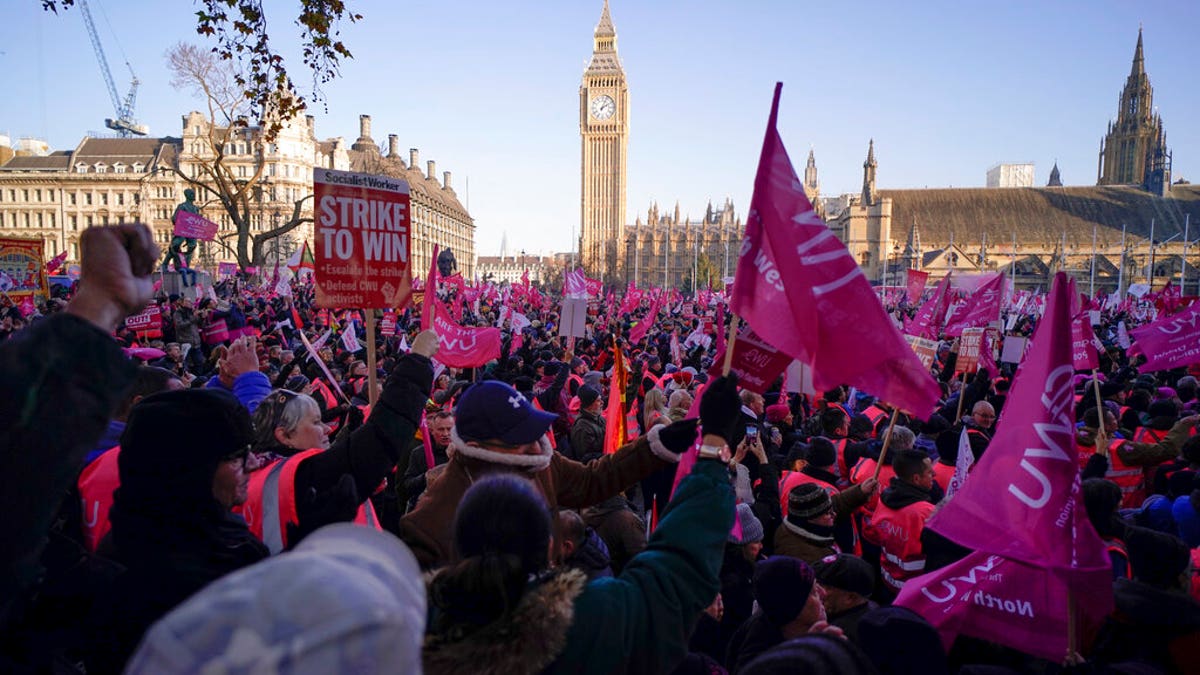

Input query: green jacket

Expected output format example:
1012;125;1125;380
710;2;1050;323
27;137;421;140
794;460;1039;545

550;458;735;674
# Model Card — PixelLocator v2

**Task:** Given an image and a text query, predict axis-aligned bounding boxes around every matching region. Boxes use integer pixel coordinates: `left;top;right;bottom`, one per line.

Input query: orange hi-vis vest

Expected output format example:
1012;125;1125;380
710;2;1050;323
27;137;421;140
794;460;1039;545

236;449;379;555
1104;536;1133;580
77;446;121;553
865;498;935;590
850;456;896;517
831;437;851;487
779;472;837;516
863;405;888;437
1132;425;1176;493
1103;439;1146;509
932;460;955;492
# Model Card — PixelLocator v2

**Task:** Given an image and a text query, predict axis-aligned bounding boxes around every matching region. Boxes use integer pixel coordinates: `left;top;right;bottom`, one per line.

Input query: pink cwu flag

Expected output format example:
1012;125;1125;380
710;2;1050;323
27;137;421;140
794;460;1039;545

728;83;938;417
895;551;1112;662
928;272;1111;573
942;273;1004;337
429;300;502;368
1128;300;1200;373
909;273;952;339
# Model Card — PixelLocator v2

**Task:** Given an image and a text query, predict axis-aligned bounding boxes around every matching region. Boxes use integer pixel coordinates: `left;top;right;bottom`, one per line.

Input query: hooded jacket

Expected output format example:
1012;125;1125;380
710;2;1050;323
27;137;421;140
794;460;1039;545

400;426;679;570
423;458;734;675
1091;578;1200;673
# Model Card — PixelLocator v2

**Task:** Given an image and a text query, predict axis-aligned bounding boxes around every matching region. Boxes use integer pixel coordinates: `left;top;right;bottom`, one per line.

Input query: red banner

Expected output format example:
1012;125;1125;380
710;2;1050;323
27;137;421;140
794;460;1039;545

707;328;792;394
430;301;502;368
380;311;397;336
217;262;238;278
125;304;163;338
585;276;603;297
0;237;48;297
313;168;413;309
905;269;929;304
172;210;219;240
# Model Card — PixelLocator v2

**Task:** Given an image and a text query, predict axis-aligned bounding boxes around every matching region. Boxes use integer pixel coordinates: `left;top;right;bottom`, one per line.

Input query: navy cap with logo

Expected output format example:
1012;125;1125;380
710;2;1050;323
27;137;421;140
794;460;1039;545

454;381;559;445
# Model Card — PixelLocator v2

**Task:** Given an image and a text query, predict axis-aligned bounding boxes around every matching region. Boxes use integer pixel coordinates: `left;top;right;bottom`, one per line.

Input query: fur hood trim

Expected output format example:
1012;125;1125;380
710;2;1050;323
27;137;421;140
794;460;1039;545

449;426;553;472
424;568;588;675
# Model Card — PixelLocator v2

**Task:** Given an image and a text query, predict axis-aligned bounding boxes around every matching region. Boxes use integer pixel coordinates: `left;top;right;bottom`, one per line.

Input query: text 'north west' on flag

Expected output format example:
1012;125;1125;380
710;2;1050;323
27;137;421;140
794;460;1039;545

728;83;939;418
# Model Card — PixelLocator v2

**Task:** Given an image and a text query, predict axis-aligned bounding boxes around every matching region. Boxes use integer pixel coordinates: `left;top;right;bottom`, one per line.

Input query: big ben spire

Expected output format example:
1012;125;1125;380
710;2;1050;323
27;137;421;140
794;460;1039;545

580;1;630;282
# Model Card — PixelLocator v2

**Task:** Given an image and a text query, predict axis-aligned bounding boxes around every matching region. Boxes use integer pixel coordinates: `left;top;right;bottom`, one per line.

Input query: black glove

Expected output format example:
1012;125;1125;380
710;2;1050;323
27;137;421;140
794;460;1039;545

1082;452;1110;481
657;418;700;455
700;373;741;444
286;473;360;549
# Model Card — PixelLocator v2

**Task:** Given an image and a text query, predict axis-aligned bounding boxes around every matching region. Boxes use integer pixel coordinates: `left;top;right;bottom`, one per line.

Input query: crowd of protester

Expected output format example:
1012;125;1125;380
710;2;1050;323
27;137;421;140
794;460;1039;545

1;222;1199;674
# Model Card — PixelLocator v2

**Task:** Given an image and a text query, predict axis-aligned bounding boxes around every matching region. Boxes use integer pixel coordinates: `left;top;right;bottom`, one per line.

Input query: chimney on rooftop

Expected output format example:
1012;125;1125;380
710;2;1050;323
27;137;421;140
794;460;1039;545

410;148;419;171
388;134;399;158
427;160;436;180
443;171;452;190
359;114;372;139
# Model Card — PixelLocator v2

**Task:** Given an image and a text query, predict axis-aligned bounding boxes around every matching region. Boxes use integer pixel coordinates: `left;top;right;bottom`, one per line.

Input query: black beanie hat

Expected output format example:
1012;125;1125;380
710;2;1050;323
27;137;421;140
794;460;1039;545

119;388;253;510
858;606;949;675
788;483;833;520
806;437;838;469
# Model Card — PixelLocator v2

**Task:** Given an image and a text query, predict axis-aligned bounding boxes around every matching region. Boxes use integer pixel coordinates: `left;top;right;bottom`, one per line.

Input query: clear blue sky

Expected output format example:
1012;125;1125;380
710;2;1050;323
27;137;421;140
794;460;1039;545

3;1;1197;259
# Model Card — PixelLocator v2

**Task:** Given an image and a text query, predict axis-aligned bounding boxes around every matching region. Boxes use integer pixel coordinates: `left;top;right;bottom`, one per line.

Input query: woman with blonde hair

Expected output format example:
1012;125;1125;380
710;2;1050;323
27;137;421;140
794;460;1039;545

643;388;670;430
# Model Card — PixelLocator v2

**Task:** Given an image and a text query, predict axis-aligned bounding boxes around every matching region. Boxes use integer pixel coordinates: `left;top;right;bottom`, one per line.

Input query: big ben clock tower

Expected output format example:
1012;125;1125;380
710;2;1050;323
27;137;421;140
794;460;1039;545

580;0;629;282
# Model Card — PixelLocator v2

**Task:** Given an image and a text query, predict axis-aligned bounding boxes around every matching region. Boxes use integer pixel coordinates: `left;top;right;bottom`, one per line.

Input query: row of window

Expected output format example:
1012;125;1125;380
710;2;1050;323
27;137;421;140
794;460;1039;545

74;162;146;174
0;188;56;203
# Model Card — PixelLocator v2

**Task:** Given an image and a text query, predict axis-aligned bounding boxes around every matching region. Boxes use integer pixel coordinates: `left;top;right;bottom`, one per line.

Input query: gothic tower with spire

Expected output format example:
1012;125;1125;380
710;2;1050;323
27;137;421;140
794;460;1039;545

579;0;630;282
862;139;878;206
804;148;820;202
1097;28;1172;195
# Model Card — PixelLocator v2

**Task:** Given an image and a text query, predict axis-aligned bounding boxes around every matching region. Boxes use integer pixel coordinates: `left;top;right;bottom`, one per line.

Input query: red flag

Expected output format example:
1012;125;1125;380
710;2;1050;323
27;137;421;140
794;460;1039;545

905;269;928;304
942;273;1004;337
421;245;439;331
714;302;727;355
603;344;628;455
564;268;588;299
45;250;68;275
628;295;662;344
1070;313;1099;370
728;83;938;418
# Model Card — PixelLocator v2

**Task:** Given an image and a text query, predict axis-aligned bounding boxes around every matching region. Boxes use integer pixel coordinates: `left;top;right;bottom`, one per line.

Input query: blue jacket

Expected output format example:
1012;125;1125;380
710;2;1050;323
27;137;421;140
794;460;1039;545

205;371;271;414
84;419;126;466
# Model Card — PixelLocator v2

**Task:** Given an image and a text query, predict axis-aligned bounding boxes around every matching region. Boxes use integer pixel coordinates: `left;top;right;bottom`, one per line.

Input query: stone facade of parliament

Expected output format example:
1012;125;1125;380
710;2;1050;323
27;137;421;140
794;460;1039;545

830;29;1198;293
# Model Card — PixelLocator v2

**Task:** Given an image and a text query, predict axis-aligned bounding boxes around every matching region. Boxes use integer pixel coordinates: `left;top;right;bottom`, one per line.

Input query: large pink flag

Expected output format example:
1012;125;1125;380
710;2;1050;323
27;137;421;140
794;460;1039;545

428;300;502;368
728;84;938;418
1128;300;1200;373
896;552;1112;662
628;295;663;344
564;268;588;299
929;273;1110;573
909;273;952;339
942;273;1004;337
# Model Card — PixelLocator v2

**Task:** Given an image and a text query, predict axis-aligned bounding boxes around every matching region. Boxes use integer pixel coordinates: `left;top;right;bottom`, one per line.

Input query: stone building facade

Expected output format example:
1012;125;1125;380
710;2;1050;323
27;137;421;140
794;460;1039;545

579;0;629;283
826;28;1197;293
622;198;742;290
0;113;475;279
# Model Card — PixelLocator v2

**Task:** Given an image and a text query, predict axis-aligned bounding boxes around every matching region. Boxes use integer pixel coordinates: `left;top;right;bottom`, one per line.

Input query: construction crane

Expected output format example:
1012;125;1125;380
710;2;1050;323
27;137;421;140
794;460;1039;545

78;0;147;136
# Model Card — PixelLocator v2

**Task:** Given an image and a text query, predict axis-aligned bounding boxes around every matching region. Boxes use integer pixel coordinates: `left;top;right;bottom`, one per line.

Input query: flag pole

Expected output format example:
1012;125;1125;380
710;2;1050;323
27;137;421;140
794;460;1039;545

955;369;969;421
722;313;739;375
1092;369;1107;456
872;408;902;481
366;309;379;408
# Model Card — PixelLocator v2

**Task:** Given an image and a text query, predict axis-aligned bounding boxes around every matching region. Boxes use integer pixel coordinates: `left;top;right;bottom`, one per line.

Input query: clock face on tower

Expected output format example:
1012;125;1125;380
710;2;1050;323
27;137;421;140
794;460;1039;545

590;94;616;120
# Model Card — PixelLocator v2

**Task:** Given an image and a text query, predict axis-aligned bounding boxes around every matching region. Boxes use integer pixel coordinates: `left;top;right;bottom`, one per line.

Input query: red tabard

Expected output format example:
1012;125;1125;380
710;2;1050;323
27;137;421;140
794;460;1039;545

236;449;379;554
779;472;837;516
77;446;120;553
865;498;935;590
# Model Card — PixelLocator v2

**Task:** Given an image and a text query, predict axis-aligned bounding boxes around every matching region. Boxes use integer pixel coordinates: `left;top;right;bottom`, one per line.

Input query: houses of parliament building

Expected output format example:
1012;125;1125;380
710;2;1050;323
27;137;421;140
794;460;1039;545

579;7;1197;293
